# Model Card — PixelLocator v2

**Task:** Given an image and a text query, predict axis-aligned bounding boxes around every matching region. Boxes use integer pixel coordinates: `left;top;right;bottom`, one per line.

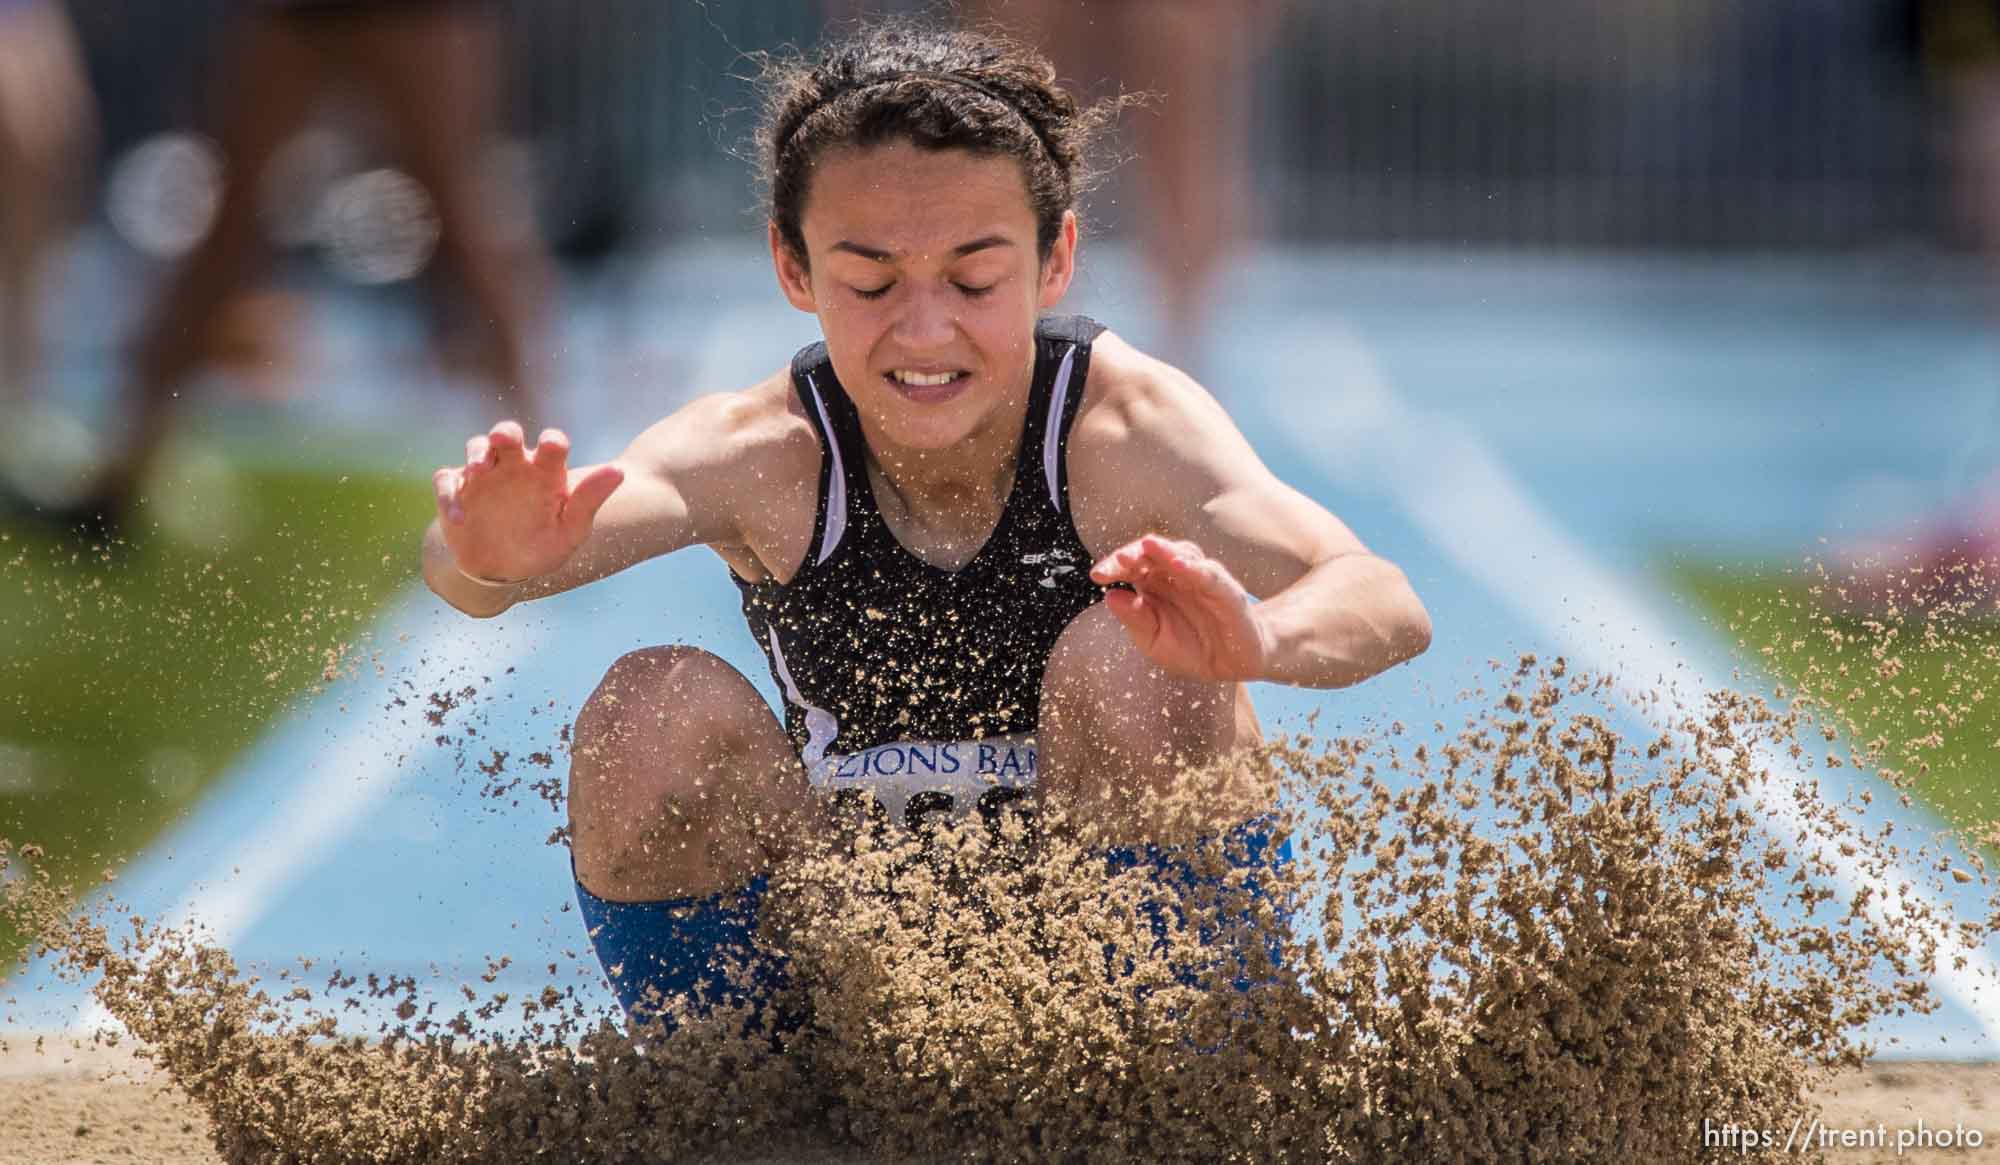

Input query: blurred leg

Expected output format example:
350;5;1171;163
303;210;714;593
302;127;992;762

964;0;1078;53
94;13;327;508
1106;0;1261;368
341;2;552;430
965;0;1102;93
0;0;95;403
1944;69;2000;319
967;0;1261;368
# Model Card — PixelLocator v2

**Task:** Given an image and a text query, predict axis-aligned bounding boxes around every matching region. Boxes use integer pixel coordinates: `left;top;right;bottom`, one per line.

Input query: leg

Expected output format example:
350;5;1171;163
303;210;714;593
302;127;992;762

569;645;819;903
1040;603;1289;1005
964;0;1086;51
0;0;95;403
1037;603;1268;848
968;0;1263;367
1106;0;1265;367
1943;69;2000;322
93;13;327;507
342;3;552;429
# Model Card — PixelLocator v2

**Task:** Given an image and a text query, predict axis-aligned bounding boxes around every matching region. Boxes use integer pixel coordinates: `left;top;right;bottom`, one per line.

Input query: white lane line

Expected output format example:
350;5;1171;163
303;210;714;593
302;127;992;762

147;604;512;947
1254;321;2000;1040
66;596;518;1033
59;299;809;1035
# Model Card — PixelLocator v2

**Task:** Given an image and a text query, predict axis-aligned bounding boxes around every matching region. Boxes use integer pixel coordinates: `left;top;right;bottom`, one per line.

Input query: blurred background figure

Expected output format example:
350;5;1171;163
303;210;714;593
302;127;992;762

1896;0;2000;284
822;0;1269;366
1846;0;2000;603
961;0;1273;370
19;0;553;538
0;0;96;412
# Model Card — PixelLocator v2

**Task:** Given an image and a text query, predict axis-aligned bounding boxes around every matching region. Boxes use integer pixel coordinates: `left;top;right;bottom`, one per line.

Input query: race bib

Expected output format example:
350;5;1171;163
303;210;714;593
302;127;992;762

809;735;1038;832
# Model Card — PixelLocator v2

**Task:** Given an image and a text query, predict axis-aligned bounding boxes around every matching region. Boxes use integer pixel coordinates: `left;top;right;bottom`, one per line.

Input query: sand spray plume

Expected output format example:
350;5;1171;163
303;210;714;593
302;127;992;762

1332;376;2000;1035
7;638;1997;1163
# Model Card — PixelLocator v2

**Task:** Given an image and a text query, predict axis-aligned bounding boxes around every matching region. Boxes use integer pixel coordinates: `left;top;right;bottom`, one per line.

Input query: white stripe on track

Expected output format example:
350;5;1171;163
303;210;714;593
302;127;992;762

1250;322;2000;1040
149;608;510;947
61;301;815;1034
68;596;517;1033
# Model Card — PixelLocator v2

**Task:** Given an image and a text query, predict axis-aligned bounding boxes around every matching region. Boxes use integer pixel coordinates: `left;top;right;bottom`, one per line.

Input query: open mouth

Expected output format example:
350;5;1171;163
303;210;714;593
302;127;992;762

886;369;973;403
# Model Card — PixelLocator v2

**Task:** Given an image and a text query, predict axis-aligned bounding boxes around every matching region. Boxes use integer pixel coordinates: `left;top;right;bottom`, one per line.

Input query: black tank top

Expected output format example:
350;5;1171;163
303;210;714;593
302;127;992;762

733;315;1108;816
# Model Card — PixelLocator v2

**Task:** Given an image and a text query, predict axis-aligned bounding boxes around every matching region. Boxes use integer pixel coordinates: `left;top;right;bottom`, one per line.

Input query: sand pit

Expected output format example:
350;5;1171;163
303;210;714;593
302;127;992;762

2;1046;1993;1165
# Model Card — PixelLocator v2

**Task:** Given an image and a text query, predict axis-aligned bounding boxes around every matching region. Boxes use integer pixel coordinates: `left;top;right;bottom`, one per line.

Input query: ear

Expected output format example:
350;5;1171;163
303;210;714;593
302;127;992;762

770;221;819;314
1036;211;1079;310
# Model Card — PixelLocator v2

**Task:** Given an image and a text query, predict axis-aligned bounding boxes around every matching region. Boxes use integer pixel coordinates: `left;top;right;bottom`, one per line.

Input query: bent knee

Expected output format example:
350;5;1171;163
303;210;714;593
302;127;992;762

570;646;772;805
1044;603;1254;765
568;646;786;893
1046;604;1238;723
576;646;758;745
591;644;736;702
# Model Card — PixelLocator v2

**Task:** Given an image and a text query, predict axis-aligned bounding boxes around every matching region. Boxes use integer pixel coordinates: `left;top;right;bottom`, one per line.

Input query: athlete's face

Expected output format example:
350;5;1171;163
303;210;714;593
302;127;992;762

772;140;1077;452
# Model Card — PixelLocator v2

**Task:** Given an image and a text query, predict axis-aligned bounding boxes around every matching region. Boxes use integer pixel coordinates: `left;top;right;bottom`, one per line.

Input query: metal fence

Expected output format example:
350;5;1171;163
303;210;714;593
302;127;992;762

65;0;1948;253
1258;0;1939;249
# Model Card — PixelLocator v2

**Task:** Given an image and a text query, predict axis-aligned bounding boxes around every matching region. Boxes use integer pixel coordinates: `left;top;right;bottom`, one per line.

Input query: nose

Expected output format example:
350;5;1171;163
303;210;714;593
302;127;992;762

889;284;958;352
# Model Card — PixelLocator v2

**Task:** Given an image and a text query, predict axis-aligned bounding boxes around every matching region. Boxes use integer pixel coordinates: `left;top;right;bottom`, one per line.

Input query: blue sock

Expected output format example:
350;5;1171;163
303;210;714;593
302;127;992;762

571;866;791;1034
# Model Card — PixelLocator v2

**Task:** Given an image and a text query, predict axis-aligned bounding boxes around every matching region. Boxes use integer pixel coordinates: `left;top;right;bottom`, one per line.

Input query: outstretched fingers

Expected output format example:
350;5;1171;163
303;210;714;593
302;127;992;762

530;428;571;477
1093;534;1209;591
1091;541;1150;587
487;420;527;466
461;421;539;494
558;463;626;538
433;465;465;524
1140;536;1242;599
1175;551;1240;600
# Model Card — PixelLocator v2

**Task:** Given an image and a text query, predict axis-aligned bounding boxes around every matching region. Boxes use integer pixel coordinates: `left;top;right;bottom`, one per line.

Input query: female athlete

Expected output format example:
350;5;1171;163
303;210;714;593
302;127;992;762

421;21;1431;1025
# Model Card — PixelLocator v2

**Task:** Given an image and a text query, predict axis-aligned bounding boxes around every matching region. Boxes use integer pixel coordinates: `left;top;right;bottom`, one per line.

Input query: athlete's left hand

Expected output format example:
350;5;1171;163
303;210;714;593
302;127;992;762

1090;535;1272;683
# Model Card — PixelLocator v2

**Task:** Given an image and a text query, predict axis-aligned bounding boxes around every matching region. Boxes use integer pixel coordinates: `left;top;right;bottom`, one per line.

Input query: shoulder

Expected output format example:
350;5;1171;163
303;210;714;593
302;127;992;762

624;369;820;488
614;369;824;573
1062;331;1371;598
1072;331;1235;451
1065;330;1298;559
1067;331;1240;509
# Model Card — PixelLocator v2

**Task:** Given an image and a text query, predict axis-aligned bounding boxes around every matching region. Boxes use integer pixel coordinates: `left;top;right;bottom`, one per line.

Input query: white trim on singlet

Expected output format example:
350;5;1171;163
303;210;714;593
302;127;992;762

804;372;848;563
1042;343;1078;513
766;628;841;772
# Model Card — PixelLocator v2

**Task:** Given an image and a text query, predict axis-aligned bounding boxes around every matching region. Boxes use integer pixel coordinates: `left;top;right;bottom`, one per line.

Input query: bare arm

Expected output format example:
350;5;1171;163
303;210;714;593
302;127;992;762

1077;339;1432;688
423;391;772;618
420;466;682;618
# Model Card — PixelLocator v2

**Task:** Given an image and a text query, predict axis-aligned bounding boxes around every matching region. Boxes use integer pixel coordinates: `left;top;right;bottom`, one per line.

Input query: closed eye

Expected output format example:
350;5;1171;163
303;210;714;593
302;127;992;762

848;282;996;302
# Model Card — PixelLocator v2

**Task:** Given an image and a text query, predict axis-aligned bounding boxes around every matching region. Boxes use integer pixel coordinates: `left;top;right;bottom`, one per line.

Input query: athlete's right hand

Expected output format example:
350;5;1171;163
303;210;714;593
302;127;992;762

432;421;625;584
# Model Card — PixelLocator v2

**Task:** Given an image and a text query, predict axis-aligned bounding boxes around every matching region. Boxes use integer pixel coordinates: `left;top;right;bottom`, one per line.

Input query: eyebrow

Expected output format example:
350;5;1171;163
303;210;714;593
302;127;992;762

830;235;1015;263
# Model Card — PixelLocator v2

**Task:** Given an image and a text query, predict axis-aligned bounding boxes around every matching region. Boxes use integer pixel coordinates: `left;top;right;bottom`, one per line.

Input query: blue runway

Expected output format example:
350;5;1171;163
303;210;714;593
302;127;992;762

7;243;1998;1057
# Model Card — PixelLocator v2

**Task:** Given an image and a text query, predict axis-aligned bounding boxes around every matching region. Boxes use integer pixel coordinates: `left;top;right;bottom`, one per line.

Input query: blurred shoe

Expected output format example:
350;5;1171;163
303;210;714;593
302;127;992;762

0;482;128;551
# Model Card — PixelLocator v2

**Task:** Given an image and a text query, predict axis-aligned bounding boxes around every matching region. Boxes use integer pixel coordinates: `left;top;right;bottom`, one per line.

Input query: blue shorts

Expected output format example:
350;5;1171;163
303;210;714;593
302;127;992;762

571;863;787;1033
1100;819;1296;994
573;819;1294;1032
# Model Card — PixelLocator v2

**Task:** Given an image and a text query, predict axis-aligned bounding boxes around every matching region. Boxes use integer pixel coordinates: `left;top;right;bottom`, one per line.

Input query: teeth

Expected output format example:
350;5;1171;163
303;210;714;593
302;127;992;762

892;370;961;387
